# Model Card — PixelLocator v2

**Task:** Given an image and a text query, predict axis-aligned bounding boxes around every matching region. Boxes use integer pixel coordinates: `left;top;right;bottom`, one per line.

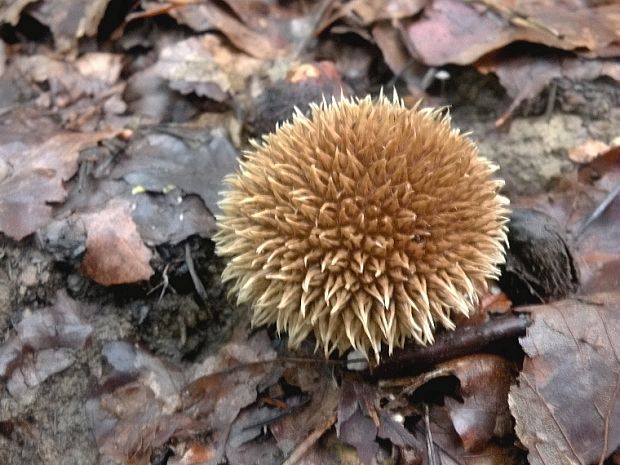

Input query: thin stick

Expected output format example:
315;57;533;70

281;414;337;465
575;183;620;238
185;243;208;306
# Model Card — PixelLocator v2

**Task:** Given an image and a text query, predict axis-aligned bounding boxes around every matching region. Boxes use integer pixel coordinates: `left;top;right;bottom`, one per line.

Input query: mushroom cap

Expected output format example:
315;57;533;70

214;93;509;361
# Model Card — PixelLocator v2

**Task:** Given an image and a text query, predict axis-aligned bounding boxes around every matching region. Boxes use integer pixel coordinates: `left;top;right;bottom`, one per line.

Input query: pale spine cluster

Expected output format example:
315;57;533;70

215;93;509;361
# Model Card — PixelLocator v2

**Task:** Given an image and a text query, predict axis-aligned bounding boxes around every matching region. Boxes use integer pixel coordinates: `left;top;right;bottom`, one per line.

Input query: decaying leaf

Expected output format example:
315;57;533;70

90;331;278;465
0;128;119;240
478;55;620;124
16;53;123;104
340;0;426;25
80;199;154;285
407;0;620;66
154;34;262;101
28;0;111;52
272;365;341;457
427;404;520;465
339;410;378;465
112;128;239;216
575;147;620;292
509;293;620;465
0;291;93;397
156;0;319;60
440;355;514;452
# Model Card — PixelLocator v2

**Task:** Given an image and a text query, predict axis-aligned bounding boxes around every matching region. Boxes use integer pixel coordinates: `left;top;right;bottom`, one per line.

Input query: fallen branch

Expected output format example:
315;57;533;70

370;313;531;379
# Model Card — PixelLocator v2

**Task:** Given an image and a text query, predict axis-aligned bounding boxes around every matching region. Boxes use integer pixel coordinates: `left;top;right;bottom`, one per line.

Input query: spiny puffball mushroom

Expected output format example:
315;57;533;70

214;93;509;361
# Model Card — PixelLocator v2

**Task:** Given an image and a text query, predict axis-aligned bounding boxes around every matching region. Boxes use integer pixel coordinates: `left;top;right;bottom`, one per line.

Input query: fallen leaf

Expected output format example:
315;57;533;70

91;341;193;465
131;193;216;245
569;139;610;164
272;366;340;457
75;52;124;85
575;147;620;292
427;404;520;465
440;355;514;452
509;293;620;465
0;290;93;397
225;437;283;465
80;199;154;285
91;331;278;465
0;128;119;240
227;395;309;449
158;0;317;59
15;53;123;107
377;411;424;451
372;22;426;97
28;0;111;53
112;127;239;216
341;0;426;25
170;442;216;465
154;34;262;101
406;0;620;66
339;410;378;465
477;55;620;125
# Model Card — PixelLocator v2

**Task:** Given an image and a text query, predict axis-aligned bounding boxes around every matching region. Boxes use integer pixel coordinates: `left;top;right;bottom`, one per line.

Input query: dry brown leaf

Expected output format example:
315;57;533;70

372;22;426;97
510;293;620;465
154;34;262;101
383;354;514;452
341;0;426;25
152;0;316;59
406;0;620;66
569;139;611;164
335;378;383;464
91;331;277;465
75;52;124;85
0;128;119;240
15;53;123;107
440;355;514;451
272;365;341;457
426;404;520;465
91;341;193;465
80;199;154;285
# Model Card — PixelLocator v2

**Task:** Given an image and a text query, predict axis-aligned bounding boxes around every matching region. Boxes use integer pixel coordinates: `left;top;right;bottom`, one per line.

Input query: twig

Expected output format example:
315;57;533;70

544;81;557;121
185;243;209;307
147;264;176;305
291;0;333;58
370;314;531;379
575;182;620;238
281;414;336;465
424;404;439;465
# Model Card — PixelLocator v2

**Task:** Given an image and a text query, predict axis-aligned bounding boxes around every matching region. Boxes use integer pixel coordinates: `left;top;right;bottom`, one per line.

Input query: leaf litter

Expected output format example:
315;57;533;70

510;293;620;465
1;0;620;464
0;290;93;397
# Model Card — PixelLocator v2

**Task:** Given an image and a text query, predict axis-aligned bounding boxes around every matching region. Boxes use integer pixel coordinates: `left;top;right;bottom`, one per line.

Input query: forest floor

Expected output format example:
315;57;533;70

0;2;619;465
